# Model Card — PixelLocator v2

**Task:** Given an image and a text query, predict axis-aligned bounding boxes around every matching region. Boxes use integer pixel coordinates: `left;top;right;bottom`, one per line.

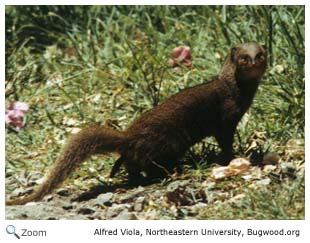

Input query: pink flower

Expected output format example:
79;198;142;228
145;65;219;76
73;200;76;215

5;101;29;129
168;45;192;69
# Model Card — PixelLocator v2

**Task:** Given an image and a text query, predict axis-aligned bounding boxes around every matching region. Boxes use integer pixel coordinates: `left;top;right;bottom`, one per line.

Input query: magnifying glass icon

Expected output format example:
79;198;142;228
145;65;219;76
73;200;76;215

6;225;20;239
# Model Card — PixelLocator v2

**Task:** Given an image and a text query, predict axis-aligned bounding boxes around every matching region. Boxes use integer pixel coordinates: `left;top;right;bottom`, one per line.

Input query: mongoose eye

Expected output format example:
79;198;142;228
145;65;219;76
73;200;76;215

239;56;250;64
255;53;265;63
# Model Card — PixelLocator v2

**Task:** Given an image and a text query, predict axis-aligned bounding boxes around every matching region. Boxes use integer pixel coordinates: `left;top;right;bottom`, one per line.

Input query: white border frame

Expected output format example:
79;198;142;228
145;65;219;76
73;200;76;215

1;1;308;242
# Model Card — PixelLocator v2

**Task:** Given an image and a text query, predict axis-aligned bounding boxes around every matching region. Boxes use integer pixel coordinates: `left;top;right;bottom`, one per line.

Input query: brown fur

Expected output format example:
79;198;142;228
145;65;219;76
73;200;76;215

6;42;267;205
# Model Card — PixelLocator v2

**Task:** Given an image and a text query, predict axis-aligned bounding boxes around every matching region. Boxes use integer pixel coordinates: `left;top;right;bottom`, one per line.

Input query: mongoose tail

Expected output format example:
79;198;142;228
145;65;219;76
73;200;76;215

6;127;125;205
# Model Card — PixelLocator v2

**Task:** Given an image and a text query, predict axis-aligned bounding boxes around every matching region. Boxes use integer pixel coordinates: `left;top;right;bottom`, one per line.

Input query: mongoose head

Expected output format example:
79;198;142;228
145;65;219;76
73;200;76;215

231;42;267;80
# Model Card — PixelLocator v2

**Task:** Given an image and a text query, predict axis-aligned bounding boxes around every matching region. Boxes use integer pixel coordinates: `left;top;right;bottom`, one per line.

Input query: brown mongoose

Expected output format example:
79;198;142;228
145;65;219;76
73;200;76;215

6;42;267;205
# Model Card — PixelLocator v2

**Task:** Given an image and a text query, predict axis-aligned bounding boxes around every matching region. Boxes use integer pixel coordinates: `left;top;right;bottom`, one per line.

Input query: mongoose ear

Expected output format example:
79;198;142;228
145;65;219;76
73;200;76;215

230;47;239;62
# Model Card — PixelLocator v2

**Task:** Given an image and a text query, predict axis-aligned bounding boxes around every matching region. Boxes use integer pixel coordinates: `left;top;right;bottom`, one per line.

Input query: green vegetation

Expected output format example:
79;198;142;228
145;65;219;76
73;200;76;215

198;174;305;219
5;6;304;219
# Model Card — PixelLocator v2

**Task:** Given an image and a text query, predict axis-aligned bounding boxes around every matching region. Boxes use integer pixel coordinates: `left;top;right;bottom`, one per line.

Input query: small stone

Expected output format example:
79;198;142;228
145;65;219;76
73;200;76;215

212;158;250;179
6;170;14;177
25;202;37;206
229;158;251;169
62;203;74;210
133;196;146;212
96;192;113;206
167;180;188;192
24;188;34;195
166;180;193;206
249;166;263;179
281;162;296;172
201;181;215;189
20;213;28;219
27;181;38;187
188;202;207;215
152;190;163;197
105;204;131;218
118;186;145;203
263;165;277;173
113;211;137;220
43;195;53;202
211;166;228;180
77;207;95;215
255;178;271;186
47;217;58;220
28;171;44;181
10;188;25;198
241;174;252;180
280;163;297;179
56;188;70;197
35;177;45;185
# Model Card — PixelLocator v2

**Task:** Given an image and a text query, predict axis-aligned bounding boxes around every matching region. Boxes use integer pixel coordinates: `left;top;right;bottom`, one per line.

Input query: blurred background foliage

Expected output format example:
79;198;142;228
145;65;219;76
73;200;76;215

6;5;304;161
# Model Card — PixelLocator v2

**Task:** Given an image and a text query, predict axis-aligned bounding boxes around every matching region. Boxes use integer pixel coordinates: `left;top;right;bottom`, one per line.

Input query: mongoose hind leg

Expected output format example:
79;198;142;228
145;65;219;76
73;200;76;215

145;160;176;179
109;156;144;182
109;156;125;178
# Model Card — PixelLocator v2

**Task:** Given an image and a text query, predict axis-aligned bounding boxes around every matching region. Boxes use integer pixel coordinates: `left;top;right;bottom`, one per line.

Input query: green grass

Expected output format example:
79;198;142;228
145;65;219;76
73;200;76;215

198;175;305;219
5;5;305;219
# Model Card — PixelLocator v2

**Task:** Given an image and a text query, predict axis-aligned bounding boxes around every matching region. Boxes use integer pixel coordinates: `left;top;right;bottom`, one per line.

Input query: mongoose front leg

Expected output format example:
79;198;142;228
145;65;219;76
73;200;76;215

216;125;237;165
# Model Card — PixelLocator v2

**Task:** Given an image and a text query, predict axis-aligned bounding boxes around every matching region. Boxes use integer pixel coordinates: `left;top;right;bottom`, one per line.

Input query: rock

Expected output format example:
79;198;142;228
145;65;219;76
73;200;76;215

19;213;28;219
27;171;44;185
10;188;25;198
229;158;251;170
187;202;207;215
105;204;132;218
113;211;137;220
96;192;113;206
166;180;193;206
212;158;250;180
62;203;74;210
43;195;53;202
24;188;34;195
281;162;296;173
255;178;271;186
35;177;45;185
46;217;58;220
211;167;228;180
167;180;189;192
152;190;163;197
201;181;216;189
178;208;189;218
27;181;38;187
250;178;272;189
25;202;37;206
280;163;297;179
56;188;70;197
117;186;145;203
133;196;146;212
5;169;14;177
77;207;95;215
241;174;252;180
263;165;277;173
249;166;263;179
